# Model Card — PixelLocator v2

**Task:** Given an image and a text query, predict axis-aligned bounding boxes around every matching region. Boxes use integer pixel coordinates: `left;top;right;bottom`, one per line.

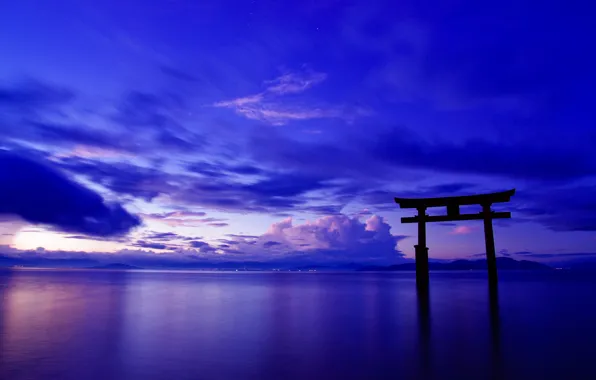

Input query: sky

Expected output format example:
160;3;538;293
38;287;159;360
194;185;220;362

0;0;595;268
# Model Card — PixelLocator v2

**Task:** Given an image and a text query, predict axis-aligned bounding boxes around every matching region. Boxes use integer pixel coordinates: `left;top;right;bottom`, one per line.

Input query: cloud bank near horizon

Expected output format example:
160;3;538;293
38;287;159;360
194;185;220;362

0;151;141;237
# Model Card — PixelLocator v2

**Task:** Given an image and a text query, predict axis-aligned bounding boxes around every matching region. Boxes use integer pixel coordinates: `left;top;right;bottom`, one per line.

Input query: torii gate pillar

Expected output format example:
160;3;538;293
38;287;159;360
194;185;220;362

415;206;429;290
482;203;498;287
395;189;515;288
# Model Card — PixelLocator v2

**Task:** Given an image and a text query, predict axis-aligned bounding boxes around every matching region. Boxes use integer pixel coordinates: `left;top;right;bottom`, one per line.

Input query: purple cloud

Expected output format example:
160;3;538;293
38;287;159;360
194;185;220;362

133;240;168;250
226;214;408;265
212;69;364;125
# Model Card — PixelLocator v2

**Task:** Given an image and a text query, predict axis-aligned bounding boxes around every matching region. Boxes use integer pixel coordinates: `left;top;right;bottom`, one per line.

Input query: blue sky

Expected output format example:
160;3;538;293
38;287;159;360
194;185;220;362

1;0;595;267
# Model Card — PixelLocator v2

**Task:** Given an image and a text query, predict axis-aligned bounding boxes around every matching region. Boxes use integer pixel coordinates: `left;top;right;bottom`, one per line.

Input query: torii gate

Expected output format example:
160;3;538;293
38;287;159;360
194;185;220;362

394;189;515;289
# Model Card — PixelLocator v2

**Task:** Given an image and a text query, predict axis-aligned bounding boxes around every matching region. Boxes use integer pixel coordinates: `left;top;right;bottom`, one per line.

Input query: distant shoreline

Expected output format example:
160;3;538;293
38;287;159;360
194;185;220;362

1;257;590;272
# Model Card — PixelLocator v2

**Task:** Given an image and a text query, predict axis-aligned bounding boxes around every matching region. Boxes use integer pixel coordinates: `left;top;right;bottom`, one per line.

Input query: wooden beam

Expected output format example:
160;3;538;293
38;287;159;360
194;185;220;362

394;189;515;209
483;204;498;286
447;204;460;216
401;211;511;224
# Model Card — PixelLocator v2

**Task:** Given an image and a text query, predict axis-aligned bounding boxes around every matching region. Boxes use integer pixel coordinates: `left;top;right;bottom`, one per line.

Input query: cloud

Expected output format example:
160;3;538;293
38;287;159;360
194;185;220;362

132;240;168;250
143;232;181;241
213;69;362;125
0;80;74;111
0;151;141;237
265;70;328;95
264;241;282;248
226;234;259;239
214;93;264;108
208;222;229;227
229;106;344;126
57;158;176;202
186;161;265;179
189;241;209;248
370;128;596;182
57;156;342;215
0;214;407;267
140;212;227;228
0;80;205;156
188;240;217;252
228;214;408;265
512;185;596;231
159;211;208;218
63;234;131;243
450;226;475;235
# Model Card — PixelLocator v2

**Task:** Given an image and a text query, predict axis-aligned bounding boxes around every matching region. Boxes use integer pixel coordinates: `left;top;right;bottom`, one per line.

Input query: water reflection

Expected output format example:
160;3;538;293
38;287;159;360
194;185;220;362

3;270;596;380
0;269;131;379
414;279;504;380
489;284;502;380
416;286;432;380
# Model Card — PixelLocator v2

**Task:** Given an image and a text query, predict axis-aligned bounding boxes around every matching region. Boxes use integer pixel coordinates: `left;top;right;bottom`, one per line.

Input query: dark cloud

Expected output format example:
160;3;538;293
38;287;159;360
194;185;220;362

226;234;259;239
512;186;596;231
186;161;265;179
498;249;512;257
148;211;208;219
64;235;131;243
58;156;342;214
188;240;217;253
371;128;596;182
422;183;477;195
264;241;282;248
144;232;181;241
29;121;124;150
189;241;209;248
0;151;141;237
208;222;229;227
199;217;227;223
217;239;240;245
0;80;73;111
171;170;340;214
1;81;205;155
57;158;174;202
133;240;168;250
513;251;534;256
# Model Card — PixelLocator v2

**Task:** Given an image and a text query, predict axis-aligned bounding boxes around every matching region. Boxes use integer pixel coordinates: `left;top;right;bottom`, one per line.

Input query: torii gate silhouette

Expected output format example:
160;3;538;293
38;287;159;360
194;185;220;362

394;189;515;289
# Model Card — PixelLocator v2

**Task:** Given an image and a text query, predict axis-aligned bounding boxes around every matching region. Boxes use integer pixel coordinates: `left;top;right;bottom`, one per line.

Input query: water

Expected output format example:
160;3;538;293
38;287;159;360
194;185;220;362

1;269;595;380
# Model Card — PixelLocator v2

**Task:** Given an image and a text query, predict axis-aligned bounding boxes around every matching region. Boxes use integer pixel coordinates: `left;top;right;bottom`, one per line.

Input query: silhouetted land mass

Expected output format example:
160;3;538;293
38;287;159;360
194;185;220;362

4;254;596;271
0;254;100;268
359;257;552;271
90;263;143;270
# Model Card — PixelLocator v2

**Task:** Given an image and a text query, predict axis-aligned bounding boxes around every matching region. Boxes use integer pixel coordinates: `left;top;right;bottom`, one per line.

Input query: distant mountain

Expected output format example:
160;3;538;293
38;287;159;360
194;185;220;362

359;257;552;271
0;254;100;268
0;254;551;272
90;263;142;270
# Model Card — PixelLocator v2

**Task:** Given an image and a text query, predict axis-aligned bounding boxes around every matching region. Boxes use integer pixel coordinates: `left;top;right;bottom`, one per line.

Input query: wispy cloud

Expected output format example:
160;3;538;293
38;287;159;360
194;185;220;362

213;69;362;125
140;212;227;228
265;71;327;95
229;105;344;126
450;225;476;235
213;93;264;108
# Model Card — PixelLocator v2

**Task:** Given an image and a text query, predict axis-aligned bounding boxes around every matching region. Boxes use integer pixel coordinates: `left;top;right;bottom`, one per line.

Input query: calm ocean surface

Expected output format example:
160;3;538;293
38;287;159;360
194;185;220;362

1;269;595;380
